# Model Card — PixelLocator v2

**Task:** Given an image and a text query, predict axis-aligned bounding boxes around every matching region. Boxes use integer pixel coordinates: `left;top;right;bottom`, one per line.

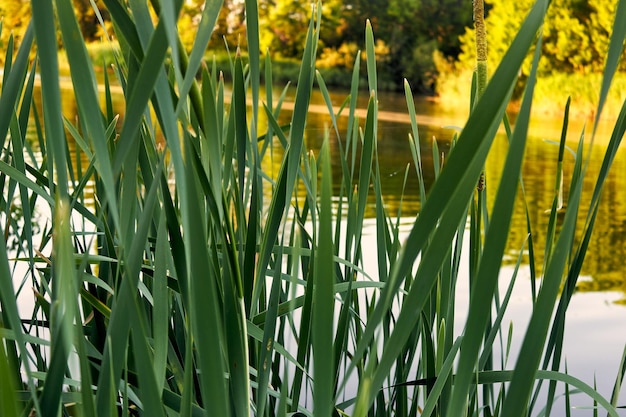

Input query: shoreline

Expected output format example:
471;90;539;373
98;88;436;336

18;69;622;145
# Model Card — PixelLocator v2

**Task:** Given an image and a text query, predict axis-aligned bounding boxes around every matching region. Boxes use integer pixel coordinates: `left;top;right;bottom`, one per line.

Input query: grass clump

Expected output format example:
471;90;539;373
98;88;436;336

0;0;625;416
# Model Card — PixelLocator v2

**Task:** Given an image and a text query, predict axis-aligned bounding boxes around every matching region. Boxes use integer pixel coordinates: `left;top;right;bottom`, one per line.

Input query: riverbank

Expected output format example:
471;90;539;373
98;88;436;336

74;42;626;121
436;69;626;122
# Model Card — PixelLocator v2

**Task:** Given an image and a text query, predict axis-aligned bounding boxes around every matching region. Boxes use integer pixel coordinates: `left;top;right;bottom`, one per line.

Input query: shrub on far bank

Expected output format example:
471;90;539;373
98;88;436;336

436;67;626;121
532;72;626;120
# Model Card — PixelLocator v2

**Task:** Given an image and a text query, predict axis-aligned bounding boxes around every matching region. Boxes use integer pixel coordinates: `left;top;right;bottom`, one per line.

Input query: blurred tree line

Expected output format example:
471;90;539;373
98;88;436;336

257;0;472;92
0;0;471;92
1;0;623;93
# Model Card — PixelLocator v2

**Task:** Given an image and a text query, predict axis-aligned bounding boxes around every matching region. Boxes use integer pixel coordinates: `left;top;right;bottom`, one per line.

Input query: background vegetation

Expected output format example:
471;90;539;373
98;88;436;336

2;0;624;100
437;0;626;116
1;0;469;91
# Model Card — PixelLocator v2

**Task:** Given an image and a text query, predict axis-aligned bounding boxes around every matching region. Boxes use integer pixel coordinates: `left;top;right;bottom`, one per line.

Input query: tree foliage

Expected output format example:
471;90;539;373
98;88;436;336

259;0;312;57
0;0;31;50
454;0;626;77
0;0;472;90
7;0;619;92
72;0;111;41
0;0;111;56
256;0;473;90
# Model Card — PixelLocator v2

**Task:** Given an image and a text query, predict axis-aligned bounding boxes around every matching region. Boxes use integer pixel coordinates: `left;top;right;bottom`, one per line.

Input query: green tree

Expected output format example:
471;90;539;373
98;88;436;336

339;0;389;44
259;0;315;58
208;0;247;50
360;0;472;90
0;0;31;50
74;0;99;41
178;0;207;50
0;0;111;53
323;0;472;90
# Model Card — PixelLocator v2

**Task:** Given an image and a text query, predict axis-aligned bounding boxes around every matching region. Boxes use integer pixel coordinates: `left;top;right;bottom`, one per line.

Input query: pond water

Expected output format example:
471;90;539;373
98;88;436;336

276;86;626;414
21;82;626;414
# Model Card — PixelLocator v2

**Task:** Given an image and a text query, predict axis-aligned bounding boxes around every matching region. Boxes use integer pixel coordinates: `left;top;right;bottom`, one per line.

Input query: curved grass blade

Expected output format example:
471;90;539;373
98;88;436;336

448;27;545;417
483;370;619;417
0;336;19;417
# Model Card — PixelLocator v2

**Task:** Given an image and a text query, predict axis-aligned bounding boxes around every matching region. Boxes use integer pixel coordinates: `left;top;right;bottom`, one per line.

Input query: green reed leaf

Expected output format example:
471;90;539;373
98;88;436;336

313;134;336;416
0;337;19;417
32;0;68;197
183;144;229;416
0;23;33;150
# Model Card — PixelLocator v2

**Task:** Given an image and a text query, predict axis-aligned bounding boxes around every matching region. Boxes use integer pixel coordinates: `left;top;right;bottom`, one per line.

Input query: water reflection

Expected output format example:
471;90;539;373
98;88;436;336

487;133;626;302
27;82;626;302
296;89;626;302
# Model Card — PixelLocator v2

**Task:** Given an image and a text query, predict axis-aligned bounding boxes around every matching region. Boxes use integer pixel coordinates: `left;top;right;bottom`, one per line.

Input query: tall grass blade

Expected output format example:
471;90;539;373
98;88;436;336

40;198;77;415
608;346;626;413
55;0;123;232
183;145;230;416
32;0;69;197
253;2;320;314
152;215;170;395
365;20;377;94
448;28;544;417
404;79;426;201
313;135;336;416
500;126;586;417
244;0;260;142
175;0;223;124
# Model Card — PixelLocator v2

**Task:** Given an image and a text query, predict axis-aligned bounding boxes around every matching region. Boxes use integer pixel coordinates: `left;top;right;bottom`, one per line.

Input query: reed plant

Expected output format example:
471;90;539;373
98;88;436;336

1;0;625;416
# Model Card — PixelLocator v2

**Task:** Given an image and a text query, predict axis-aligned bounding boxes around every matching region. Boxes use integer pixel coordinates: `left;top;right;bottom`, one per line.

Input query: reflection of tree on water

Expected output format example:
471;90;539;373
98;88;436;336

577;272;626;304
486;133;626;302
2;199;41;253
285;111;626;301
